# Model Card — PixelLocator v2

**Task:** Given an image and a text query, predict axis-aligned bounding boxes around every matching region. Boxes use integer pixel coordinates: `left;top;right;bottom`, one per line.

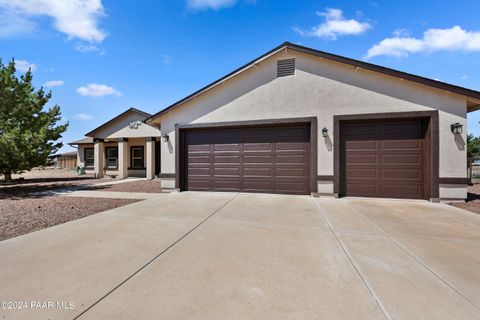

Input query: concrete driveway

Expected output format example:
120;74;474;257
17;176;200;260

1;192;480;319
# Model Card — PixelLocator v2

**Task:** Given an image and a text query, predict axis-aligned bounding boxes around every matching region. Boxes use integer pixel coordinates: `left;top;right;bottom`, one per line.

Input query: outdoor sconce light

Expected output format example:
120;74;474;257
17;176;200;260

322;127;328;137
450;123;463;134
162;134;169;142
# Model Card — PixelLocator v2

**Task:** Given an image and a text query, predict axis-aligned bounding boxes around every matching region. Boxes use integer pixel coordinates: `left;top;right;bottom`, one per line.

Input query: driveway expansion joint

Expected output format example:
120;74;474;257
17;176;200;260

345;201;480;312
312;199;391;320
72;192;240;320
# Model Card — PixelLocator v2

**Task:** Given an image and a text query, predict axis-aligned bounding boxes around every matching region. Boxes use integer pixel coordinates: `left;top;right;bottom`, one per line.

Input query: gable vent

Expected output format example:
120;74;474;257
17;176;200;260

277;58;295;77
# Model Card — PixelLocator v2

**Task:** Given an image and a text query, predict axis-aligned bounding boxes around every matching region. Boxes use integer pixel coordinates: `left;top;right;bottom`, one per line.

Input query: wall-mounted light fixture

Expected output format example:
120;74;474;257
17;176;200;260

162;134;169;142
322;127;328;137
450;123;463;134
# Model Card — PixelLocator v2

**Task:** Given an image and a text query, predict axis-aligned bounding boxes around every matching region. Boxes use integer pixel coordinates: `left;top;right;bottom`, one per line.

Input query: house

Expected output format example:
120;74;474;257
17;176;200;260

71;42;480;201
69;108;161;179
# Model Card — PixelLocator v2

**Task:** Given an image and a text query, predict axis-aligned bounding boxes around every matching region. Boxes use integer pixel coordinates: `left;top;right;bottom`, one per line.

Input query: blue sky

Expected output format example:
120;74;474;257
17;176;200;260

1;0;480;153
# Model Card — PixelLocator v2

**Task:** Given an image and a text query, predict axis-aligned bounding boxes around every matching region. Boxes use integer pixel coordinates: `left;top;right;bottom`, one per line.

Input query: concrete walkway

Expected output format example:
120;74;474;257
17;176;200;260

1;193;479;319
56;189;161;199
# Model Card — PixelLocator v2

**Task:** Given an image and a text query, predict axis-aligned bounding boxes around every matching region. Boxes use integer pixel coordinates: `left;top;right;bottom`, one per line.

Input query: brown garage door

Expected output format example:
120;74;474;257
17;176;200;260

340;119;427;199
182;125;310;194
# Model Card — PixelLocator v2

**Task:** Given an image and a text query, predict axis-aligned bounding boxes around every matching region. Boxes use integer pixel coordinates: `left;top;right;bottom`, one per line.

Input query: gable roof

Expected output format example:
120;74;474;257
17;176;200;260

85;107;151;137
68;137;94;145
146;42;480;122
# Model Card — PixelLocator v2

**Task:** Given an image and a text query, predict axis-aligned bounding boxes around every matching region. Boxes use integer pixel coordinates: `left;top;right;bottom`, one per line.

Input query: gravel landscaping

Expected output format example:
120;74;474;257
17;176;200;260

0;196;139;241
91;180;162;193
449;184;480;214
0;169;140;241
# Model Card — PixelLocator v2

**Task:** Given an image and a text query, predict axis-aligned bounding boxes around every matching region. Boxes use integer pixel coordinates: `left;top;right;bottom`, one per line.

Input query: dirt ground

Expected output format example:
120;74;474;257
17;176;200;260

449;184;480;214
0;169;140;241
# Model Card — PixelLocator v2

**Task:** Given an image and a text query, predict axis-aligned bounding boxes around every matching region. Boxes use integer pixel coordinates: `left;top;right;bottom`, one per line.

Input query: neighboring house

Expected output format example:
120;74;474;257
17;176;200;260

69;108;161;179
50;152;77;170
71;42;480;201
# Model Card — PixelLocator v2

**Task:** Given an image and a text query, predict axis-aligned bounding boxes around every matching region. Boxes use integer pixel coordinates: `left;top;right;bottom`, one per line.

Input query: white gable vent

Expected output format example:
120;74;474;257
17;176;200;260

277;58;295;77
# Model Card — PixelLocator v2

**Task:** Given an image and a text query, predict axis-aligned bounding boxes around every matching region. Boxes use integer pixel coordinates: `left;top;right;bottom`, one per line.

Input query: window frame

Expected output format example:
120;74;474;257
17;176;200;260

130;146;145;169
105;147;119;170
84;147;94;168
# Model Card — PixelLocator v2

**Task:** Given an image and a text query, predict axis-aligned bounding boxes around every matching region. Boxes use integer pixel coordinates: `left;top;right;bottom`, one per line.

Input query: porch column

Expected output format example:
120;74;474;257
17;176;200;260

93;138;104;178
118;138;128;179
145;137;155;180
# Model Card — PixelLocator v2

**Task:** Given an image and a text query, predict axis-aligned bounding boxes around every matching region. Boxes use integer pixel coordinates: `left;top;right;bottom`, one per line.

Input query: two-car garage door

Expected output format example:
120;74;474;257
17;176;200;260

182;125;311;194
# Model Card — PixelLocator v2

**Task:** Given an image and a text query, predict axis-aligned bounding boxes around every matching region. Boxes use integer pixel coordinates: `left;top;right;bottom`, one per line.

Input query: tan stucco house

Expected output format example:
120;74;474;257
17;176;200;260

70;42;480;201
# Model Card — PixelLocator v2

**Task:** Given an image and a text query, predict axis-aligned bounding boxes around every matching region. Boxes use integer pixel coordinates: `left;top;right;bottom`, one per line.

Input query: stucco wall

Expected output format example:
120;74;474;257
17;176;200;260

154;50;468;199
91;112;148;139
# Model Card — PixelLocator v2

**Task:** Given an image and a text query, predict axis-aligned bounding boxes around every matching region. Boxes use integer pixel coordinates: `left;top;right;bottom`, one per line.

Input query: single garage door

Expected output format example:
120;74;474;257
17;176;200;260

340;119;427;199
182;125;310;194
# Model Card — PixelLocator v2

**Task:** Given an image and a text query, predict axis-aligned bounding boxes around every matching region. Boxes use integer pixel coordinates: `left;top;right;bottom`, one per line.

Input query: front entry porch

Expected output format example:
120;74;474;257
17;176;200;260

93;137;159;179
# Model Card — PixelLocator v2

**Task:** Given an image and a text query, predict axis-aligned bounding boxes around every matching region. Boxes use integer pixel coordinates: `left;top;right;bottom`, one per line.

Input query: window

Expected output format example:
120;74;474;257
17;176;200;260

130;146;144;169
84;148;94;168
105;147;118;169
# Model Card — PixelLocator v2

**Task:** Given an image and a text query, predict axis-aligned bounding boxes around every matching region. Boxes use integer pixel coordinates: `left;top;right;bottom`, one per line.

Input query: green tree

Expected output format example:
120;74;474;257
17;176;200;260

0;59;68;180
467;134;480;158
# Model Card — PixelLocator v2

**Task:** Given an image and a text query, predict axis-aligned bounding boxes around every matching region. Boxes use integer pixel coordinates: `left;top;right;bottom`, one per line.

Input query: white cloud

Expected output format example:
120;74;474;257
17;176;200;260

74;43;105;55
74;113;94;121
15;59;37;72
366;26;480;58
76;83;122;97
187;0;236;10
0;8;36;37
0;0;107;42
295;8;371;40
43;80;64;87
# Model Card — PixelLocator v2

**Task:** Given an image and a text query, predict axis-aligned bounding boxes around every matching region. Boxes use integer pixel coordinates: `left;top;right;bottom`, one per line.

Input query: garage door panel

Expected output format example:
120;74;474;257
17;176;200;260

213;155;240;163
211;180;241;190
346;184;378;195
188;180;212;190
381;184;422;197
275;167;307;177
345;140;377;150
341;119;426;199
346;154;378;165
381;139;421;150
243;167;272;177
188;167;211;176
213;167;241;177
276;154;306;164
244;155;273;164
243;143;272;152
346;168;377;178
276;142;307;151
188;144;210;153
243;181;274;193
382;169;420;179
184;125;310;195
382;154;421;165
188;155;210;163
276;182;308;194
213;144;240;152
